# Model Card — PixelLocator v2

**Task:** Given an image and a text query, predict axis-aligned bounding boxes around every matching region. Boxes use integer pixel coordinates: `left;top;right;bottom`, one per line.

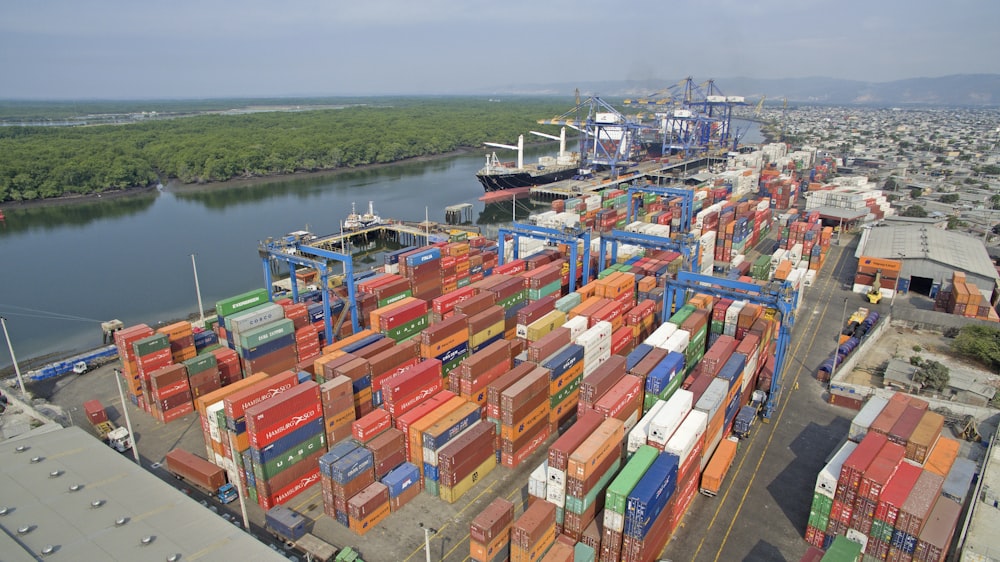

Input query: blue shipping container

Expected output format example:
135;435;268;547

382;462;420;498
472;334;503;355
624;452;679;539
340;334;385;354
239;333;296;360
645;352;685;395
542;344;584;380
330;448;374;484
319;440;360;476
626;344;654;372
422;408;482;451
717;352;747;390
352;375;372;394
405;248;442;267
385;246;418;266
250;418;325;465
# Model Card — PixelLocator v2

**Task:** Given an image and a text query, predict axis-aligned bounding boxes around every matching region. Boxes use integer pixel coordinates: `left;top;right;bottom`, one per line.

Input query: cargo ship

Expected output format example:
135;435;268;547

477;128;581;193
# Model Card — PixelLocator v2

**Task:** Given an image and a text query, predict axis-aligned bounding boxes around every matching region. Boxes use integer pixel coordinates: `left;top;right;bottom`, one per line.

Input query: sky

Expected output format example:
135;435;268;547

1;0;997;99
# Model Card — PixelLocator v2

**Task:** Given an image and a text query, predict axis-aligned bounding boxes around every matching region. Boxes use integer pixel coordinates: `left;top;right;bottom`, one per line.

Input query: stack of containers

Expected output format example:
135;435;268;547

212;347;243;385
591;370;643;433
347;481;391;536
546;412;605;523
422;399;483;496
245;380;325;509
404;395;465;479
148;364;192;423
455;341;512;406
515;295;558;339
237;318;298;378
664;409;709;536
622;451;680;561
604;445;659;560
401;246;443;301
184;353;221;400
294;324;321;364
395;390;457;464
419;313;470;379
642;351;685;411
133;333;173;414
578;353;627;418
563;417;625;541
320;375;355;444
438;420;497;503
541;343;585;432
512;500;557;562
646;389;693;452
693;376;727;470
320;441;375;528
500;366;551;468
156;321;197;363
381;357;443;418
806;440;857;548
382;461;422;512
523;260;565;302
370;296;430;344
115;324;156;406
470;498;515;562
193;372;268;480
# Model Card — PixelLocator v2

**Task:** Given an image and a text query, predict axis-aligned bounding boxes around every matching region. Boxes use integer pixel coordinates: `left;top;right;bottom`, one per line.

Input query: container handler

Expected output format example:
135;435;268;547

83;399;132;453
164;448;238;504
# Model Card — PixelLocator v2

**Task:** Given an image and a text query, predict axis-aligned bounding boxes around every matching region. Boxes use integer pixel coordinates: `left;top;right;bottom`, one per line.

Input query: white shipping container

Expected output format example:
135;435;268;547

816;440;859;500
789;243;803;264
529;461;548;499
725;301;746;337
663;330;690;354
206;402;225;444
644;322;677;348
622;409;640;434
742;348;760;394
648;389;694;445
628;400;667;454
562;316;589;340
605;510;625;533
700;423;724;472
665;409;708;468
849;397;888;443
694;378;728;420
803;270;817;287
545;480;566;508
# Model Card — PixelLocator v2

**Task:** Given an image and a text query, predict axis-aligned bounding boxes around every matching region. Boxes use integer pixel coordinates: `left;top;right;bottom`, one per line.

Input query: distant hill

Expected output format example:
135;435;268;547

490;74;1000;106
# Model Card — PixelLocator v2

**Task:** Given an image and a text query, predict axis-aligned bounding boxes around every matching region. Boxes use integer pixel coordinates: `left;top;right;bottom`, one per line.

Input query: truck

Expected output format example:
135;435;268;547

265;505;340;562
732;390;767;440
164;448;238;504
700;436;739;497
83;399;132;453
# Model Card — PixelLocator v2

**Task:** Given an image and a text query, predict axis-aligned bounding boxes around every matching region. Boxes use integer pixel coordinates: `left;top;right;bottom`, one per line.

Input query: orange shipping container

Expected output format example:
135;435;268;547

857;256;902;274
924;436;960;477
700;438;737;496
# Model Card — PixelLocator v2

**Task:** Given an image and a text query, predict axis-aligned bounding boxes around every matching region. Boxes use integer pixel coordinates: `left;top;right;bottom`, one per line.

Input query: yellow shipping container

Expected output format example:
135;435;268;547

439;455;497;504
525;310;567;342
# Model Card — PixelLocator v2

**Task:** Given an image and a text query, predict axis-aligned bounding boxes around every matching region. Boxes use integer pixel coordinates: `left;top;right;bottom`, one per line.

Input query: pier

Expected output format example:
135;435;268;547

528;155;727;200
304;221;480;254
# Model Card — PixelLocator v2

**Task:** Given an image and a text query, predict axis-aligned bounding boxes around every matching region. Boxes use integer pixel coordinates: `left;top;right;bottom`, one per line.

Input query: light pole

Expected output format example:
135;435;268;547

190;254;205;326
832;297;849;377
0;316;26;396
114;368;141;465
419;523;437;562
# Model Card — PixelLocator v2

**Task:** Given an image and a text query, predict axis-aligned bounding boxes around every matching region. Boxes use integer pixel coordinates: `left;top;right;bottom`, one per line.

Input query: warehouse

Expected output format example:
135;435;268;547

0;426;287;562
857;224;999;300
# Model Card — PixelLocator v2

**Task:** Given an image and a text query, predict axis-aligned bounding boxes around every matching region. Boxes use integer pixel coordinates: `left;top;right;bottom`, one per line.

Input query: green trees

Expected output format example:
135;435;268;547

951;325;1000;370
938;193;959;204
901;205;928;217
911;358;950;392
0;98;568;202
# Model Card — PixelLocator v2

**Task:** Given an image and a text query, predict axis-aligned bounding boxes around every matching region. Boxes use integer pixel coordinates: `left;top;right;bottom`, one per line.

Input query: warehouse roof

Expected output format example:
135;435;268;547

862;225;1000;281
0;426;286;562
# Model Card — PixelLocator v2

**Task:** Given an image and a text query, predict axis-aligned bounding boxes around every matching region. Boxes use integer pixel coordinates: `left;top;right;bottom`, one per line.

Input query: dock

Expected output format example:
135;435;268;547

528;155;727;200
304;221;480;253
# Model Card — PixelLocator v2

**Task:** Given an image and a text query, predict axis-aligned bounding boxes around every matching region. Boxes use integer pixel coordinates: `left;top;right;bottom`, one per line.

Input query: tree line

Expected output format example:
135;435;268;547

0;98;571;203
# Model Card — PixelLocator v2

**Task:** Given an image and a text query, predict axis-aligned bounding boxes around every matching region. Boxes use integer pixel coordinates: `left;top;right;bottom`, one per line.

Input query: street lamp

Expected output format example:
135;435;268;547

831;297;849;377
0;316;27;396
418;523;437;562
113;368;141;465
190;254;205;326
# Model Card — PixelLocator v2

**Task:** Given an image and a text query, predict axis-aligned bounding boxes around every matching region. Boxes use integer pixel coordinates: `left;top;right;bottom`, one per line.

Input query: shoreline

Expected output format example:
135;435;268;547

1;147;479;210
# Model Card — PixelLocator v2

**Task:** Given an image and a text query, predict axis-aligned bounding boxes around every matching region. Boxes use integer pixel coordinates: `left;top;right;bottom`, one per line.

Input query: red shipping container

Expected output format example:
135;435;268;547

353;408;392;442
385;379;445;419
223;370;300;422
248;401;323;449
593;374;642;423
382;359;442;402
84;399;108;424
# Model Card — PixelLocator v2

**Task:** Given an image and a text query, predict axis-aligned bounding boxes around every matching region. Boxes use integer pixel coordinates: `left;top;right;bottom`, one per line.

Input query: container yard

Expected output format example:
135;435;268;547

10;131;996;562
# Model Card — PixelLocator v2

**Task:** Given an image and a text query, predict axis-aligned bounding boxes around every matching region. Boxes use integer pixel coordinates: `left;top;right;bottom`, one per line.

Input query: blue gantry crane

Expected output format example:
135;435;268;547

598;229;701;280
662;271;798;421
625;184;696;234
538;96;648;178
497;222;592;292
259;233;362;344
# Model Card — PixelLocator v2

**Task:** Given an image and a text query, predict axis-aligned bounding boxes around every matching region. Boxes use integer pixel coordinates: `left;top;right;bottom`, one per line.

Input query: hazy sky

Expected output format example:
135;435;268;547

1;0;997;99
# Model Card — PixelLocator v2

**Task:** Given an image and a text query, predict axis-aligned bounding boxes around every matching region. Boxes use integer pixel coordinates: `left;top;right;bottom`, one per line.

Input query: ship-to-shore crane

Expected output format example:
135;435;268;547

538;96;647;178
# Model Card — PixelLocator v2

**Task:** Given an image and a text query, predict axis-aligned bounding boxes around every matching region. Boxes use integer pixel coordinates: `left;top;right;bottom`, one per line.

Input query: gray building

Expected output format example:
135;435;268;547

0;426;287;562
858;224;999;299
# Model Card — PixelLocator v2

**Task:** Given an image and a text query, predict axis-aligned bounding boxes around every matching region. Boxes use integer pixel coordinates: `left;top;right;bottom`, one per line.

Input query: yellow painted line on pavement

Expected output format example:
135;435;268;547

403;479;499;562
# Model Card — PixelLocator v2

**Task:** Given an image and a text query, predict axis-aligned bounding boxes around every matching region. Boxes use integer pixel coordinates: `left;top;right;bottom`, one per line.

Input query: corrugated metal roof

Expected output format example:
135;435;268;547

0;427;287;562
862;225;999;281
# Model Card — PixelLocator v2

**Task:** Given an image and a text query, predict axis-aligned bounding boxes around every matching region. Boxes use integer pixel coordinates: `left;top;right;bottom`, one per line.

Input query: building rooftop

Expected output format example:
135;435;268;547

862;225;1000;281
0;426;286;562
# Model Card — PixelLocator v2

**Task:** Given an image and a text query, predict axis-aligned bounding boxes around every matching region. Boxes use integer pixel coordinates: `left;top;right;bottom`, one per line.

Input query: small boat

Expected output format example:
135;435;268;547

344;201;383;230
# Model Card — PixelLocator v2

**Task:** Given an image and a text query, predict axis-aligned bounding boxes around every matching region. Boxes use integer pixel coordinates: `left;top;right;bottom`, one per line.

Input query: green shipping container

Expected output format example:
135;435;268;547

668;304;696;326
239;318;295;350
456;276;471;289
656;371;684;403
598;267;617;279
253;432;326;482
822;535;862;562
217;288;270;319
643;393;659;414
442;353;466;377
811;492;832;516
565;458;621;515
605;445;658;514
870;519;893;543
711;320;725;335
555;506;564;525
425;478;439;497
807;509;829;532
247;484;258;503
386;314;429;342
497;291;527;310
133;333;170;357
550;375;582;408
528;280;561;301
574;543;596;562
378;290;412;308
555;293;582;313
183;353;218;376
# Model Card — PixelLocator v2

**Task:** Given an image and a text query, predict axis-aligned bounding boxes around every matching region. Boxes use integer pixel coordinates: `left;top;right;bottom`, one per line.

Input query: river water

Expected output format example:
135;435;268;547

0;121;760;369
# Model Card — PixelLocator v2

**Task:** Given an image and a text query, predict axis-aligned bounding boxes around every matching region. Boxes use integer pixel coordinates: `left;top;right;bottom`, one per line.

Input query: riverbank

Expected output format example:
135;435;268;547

1;147;481;210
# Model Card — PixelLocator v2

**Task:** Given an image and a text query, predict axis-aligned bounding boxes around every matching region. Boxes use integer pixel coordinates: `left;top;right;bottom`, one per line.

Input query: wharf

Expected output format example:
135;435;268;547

528;155;726;200
305;221;480;253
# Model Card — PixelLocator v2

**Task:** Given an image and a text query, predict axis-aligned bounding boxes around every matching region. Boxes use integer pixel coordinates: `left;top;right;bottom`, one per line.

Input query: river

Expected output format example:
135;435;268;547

0;121;761;370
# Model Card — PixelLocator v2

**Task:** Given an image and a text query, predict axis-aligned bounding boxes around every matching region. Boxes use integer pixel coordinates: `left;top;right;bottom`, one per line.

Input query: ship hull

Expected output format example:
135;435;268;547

476;167;579;193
